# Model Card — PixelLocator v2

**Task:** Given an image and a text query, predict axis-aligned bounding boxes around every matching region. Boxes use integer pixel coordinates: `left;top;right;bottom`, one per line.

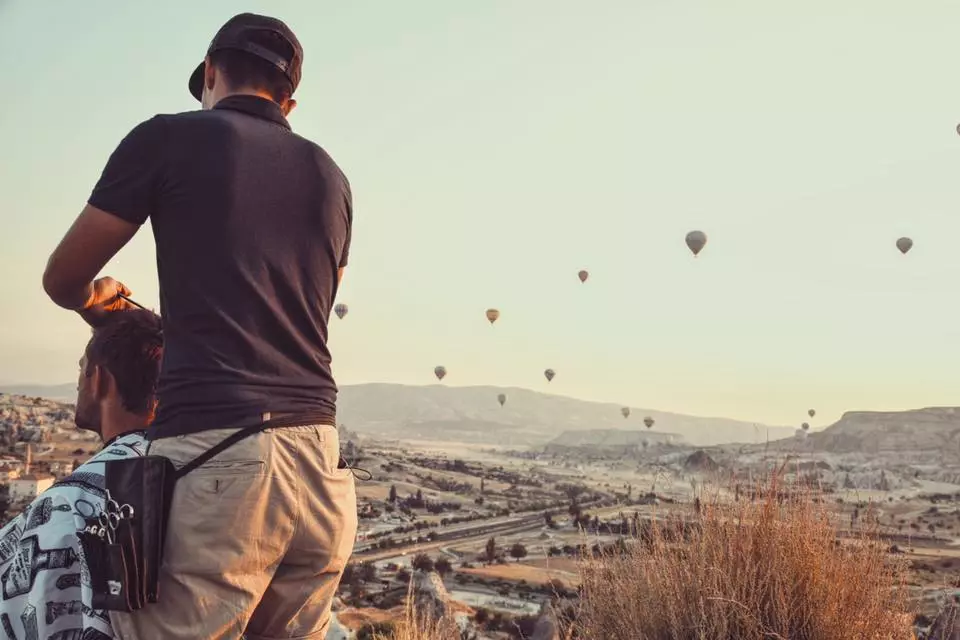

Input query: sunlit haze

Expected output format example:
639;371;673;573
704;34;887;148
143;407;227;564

3;0;960;426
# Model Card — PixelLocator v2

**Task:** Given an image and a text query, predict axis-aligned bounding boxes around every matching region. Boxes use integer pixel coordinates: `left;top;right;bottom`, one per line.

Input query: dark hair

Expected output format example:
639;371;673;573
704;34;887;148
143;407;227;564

85;310;163;416
210;31;294;105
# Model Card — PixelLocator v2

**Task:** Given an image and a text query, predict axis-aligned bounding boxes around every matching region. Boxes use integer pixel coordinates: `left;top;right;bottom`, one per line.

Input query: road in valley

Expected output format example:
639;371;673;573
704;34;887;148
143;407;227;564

353;512;548;563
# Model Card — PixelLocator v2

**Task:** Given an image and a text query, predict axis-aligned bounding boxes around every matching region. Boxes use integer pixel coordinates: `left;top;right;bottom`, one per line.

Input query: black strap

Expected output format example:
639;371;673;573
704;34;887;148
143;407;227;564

173;422;269;480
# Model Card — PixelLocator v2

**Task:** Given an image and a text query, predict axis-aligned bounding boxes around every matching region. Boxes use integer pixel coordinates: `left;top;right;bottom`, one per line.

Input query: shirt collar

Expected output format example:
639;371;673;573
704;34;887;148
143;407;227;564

212;95;291;130
102;430;147;449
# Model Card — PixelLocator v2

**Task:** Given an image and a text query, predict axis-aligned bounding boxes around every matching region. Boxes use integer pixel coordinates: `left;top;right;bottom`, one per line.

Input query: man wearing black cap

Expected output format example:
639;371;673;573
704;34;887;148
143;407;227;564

43;13;357;640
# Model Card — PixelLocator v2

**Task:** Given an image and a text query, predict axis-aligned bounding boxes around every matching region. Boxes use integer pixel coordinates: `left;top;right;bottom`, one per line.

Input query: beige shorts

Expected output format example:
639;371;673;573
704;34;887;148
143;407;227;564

110;424;357;640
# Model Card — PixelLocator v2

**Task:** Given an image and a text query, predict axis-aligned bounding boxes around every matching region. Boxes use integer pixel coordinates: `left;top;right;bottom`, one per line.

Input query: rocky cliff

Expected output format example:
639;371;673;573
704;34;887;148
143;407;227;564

808;407;960;455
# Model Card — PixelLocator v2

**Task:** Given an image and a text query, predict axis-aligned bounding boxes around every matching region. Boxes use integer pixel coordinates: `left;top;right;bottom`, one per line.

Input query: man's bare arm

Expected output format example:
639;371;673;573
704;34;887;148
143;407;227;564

43;205;138;310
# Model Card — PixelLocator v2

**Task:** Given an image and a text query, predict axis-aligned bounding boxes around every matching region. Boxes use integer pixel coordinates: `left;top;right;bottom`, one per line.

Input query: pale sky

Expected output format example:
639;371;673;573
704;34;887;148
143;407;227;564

2;0;960;427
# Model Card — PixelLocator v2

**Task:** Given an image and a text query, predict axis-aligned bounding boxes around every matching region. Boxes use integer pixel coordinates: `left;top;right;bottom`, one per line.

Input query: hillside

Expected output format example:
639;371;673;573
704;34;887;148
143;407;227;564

0;393;100;476
337;384;790;446
807;407;960;454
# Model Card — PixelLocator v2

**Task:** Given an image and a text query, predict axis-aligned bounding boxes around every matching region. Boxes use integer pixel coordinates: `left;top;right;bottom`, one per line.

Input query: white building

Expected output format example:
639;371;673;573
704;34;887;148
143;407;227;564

9;474;55;502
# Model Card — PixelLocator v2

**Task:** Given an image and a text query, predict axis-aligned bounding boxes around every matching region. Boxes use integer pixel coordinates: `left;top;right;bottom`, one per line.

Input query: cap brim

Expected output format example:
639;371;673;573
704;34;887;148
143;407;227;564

188;62;205;101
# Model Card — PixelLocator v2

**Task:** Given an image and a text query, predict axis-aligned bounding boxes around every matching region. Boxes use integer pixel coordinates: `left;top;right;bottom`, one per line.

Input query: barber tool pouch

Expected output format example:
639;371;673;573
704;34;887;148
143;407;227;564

101;455;177;610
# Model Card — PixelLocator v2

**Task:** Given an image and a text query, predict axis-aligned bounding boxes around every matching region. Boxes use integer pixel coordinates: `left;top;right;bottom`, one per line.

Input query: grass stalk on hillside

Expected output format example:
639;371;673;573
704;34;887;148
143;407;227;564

568;475;912;639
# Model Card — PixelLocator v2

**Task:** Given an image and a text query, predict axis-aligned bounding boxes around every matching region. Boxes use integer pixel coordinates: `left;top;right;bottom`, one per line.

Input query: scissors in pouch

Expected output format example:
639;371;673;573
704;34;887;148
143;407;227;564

85;492;135;544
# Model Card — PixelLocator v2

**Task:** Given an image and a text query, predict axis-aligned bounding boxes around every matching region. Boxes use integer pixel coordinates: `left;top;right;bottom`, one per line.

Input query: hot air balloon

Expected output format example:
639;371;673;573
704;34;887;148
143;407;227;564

486;308;500;325
896;237;913;255
544;369;556;382
685;230;707;257
621;407;631;419
497;393;506;407
334;303;348;320
434;366;447;381
808;409;816;418
578;270;589;283
643;416;655;429
801;422;810;431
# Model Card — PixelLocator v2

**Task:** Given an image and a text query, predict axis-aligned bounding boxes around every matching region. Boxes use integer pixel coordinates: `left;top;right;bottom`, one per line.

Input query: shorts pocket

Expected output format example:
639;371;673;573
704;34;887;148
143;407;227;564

164;465;277;574
189;460;267;495
317;433;352;477
191;459;266;475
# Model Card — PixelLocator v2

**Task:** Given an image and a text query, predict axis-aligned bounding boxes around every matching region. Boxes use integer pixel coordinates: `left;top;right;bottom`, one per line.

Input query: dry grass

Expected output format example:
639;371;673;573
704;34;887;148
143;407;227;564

569;476;914;640
371;584;462;640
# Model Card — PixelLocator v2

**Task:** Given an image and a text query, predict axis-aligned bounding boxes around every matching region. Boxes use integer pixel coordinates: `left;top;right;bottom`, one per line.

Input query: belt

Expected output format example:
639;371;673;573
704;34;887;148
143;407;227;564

255;411;336;429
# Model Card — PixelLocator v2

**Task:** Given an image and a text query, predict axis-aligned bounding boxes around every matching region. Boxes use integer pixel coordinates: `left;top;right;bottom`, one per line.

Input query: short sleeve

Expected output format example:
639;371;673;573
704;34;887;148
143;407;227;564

338;176;353;269
88;116;166;225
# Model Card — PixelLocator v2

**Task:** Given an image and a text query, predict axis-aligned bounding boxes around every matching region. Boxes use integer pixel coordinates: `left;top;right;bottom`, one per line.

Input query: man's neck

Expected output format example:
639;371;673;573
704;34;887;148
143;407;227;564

210;88;278;109
100;412;149;446
227;88;274;101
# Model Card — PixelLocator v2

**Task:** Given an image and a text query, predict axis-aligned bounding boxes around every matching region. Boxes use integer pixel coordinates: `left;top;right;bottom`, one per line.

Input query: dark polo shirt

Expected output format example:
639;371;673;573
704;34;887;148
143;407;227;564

89;96;352;438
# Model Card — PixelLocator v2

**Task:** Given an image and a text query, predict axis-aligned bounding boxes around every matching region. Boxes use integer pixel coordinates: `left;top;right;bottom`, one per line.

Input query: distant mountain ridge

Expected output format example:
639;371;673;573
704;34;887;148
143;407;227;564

0;384;76;403
2;382;791;446
336;384;789;446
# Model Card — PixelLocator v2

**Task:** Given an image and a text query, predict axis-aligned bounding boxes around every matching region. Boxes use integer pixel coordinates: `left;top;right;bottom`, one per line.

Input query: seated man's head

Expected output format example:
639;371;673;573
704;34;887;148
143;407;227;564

75;310;163;441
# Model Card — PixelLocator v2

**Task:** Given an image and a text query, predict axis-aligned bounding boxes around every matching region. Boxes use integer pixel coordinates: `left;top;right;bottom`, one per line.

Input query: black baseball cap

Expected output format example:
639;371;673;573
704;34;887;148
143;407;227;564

188;13;303;102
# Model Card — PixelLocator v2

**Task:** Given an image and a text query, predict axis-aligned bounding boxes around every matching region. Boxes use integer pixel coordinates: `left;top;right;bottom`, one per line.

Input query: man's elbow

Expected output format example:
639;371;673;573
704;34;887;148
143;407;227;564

42;263;80;309
42;266;65;306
